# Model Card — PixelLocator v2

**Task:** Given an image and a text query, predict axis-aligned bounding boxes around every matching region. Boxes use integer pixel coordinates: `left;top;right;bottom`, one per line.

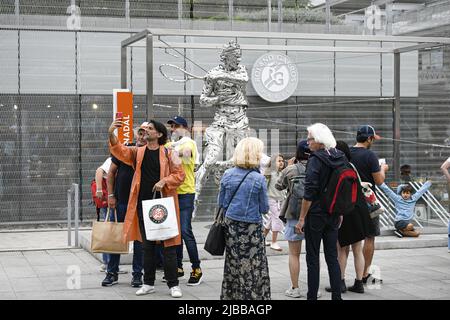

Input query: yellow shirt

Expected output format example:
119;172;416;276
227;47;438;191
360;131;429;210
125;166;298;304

166;138;197;194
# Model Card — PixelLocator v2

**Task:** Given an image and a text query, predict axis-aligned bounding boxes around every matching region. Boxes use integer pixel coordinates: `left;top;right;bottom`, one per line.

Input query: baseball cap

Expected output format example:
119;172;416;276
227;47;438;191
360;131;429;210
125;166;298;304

137;121;150;132
167;116;188;128
297;140;311;158
356;125;381;140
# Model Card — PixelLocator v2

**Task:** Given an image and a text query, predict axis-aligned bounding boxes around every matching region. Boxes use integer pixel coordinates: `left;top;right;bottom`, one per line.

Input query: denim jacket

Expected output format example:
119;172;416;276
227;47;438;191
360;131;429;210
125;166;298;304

218;167;269;224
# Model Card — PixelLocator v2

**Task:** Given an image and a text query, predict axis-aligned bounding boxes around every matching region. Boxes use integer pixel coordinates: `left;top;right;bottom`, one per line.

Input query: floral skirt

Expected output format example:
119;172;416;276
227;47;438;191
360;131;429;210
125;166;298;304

220;217;271;300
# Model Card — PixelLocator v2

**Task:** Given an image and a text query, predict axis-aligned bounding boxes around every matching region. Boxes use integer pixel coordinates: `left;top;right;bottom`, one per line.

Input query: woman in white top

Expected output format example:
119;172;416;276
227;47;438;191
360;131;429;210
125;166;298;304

263;154;286;251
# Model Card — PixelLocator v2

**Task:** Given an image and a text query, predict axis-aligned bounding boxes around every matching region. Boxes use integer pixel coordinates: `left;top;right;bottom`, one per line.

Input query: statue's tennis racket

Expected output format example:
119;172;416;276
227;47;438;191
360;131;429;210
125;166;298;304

159;64;205;83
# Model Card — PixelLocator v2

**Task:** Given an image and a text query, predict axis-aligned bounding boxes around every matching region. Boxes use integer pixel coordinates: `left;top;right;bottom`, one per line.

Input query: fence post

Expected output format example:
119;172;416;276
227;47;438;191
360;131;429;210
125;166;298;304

73;183;80;247
67;185;72;246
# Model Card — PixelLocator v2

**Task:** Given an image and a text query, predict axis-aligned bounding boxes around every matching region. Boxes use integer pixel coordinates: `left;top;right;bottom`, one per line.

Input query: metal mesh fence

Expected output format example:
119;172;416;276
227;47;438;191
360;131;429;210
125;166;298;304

0;94;80;222
1;93;450;223
1;3;450;223
19;0;71;15
0;0;341;29
0;0;15;15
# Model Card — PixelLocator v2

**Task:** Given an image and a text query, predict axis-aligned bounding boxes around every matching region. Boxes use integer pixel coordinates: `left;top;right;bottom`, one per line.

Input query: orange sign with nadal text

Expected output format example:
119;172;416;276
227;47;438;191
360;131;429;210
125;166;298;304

113;89;133;145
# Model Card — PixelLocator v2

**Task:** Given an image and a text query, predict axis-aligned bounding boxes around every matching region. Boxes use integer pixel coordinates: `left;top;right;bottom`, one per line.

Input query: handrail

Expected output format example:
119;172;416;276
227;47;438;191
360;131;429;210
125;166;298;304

412;182;450;218
375;186;397;224
409;182;449;227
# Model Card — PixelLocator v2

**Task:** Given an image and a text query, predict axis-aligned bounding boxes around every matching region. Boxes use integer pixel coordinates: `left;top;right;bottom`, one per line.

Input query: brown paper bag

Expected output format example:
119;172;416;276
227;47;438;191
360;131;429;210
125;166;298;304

91;208;129;254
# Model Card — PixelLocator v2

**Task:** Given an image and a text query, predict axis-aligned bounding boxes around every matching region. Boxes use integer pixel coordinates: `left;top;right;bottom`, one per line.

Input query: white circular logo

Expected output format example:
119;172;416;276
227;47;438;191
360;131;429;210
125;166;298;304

251;53;298;103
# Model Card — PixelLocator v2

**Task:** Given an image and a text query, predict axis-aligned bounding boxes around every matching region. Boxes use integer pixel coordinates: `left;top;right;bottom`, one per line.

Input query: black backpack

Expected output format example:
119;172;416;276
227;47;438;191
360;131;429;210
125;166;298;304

313;155;358;216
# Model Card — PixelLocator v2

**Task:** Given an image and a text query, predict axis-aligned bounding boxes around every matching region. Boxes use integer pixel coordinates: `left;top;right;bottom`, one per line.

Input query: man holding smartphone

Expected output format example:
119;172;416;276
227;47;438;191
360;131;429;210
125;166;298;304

349;125;389;286
108;116;186;298
101;122;148;288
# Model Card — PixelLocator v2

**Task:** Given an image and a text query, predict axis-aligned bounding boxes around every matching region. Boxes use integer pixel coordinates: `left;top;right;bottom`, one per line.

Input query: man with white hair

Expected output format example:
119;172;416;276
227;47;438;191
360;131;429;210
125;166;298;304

295;123;347;300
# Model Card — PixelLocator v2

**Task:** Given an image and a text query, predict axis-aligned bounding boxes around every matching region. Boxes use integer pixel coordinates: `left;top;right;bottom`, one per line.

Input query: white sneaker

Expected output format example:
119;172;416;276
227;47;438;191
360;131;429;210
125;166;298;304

136;285;155;296
99;264;106;272
265;241;271;246
270;242;282;251
170;286;183;298
317;291;322;299
285;287;302;298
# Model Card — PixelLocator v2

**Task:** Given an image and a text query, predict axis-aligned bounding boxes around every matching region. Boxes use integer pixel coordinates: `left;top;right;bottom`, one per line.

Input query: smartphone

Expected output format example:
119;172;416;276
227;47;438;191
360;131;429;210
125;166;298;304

116;112;123;119
379;158;386;165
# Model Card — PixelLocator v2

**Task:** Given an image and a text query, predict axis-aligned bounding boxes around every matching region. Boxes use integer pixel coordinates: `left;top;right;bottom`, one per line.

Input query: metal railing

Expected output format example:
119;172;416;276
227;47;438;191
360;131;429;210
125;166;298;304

410;181;450;227
67;183;80;247
262;181;449;235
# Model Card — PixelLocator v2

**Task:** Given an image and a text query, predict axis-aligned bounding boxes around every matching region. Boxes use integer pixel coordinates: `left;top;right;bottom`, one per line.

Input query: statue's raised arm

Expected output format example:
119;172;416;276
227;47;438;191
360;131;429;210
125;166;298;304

199;41;248;108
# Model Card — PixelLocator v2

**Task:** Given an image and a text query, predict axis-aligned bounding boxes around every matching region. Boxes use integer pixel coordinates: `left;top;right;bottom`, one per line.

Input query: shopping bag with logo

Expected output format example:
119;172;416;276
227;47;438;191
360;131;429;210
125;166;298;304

91;208;129;254
142;192;179;241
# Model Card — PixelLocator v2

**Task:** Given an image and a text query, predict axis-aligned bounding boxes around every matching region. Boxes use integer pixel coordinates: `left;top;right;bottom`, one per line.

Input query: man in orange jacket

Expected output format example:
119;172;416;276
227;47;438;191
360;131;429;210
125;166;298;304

108;118;185;298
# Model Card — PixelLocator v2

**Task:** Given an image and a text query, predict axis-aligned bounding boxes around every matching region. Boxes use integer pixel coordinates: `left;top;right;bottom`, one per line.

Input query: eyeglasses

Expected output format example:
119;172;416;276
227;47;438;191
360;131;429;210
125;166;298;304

307;137;315;142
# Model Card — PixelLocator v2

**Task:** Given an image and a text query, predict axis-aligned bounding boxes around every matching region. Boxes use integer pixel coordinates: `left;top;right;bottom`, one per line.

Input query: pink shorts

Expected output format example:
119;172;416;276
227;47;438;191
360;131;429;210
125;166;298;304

264;199;284;232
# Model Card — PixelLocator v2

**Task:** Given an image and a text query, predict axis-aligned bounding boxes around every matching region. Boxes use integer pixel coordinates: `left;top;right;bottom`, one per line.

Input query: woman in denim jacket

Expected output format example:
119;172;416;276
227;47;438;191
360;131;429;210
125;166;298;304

218;137;270;300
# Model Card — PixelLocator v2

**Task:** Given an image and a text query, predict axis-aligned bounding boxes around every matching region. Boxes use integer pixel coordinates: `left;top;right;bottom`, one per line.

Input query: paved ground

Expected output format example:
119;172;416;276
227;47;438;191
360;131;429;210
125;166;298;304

0;224;448;300
0;246;449;300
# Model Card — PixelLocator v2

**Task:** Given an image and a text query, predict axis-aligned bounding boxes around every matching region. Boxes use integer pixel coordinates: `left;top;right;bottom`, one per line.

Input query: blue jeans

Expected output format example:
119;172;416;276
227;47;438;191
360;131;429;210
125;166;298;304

394;220;410;230
106;203;144;276
100;207;110;265
176;193;201;270
305;213;342;300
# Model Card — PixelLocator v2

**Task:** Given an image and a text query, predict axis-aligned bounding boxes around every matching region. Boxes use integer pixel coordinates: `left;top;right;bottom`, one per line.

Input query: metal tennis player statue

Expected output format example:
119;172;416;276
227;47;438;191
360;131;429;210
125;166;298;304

159;41;252;215
195;41;250;211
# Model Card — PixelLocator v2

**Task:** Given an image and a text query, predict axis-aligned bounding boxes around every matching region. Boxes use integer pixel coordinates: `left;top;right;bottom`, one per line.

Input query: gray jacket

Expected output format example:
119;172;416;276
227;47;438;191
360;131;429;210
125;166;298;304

275;161;307;221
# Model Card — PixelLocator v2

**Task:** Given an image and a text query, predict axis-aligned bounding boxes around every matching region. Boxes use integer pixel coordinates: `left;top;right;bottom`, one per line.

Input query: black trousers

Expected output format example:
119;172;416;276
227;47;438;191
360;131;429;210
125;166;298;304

138;204;178;288
305;213;342;300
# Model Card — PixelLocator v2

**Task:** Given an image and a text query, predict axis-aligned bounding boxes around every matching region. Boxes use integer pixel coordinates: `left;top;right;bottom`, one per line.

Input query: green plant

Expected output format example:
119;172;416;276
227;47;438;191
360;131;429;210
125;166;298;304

234;7;343;24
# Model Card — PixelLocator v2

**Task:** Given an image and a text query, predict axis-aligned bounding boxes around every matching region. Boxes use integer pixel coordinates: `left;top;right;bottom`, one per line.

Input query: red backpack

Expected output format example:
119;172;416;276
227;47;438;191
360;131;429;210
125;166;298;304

314;157;358;216
91;178;108;209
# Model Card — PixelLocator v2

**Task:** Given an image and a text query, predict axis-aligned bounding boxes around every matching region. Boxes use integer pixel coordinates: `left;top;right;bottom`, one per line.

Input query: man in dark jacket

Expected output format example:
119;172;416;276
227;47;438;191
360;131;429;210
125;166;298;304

295;123;347;300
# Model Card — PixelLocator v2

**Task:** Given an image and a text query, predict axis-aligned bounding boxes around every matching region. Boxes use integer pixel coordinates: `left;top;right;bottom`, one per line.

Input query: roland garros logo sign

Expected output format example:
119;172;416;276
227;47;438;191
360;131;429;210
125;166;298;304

148;204;168;224
251;53;299;103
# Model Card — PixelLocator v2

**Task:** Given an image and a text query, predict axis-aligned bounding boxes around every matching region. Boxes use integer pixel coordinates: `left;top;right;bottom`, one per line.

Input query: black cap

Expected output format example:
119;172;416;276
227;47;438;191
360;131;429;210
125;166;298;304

357;125;381;140
167;116;188;128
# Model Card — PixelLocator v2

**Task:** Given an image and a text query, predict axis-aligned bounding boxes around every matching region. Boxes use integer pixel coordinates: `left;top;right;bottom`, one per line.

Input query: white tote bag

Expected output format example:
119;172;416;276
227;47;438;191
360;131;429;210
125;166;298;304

142;195;179;241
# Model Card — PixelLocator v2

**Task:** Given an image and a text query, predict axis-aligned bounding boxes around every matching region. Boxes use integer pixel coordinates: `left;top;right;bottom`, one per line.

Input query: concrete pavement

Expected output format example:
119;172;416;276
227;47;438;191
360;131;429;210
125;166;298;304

0;246;449;300
0;224;449;300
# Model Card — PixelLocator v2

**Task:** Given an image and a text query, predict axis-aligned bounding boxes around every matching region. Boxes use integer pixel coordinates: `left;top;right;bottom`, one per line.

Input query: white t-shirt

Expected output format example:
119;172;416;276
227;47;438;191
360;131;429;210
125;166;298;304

99;157;112;178
170;136;200;165
260;153;271;171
